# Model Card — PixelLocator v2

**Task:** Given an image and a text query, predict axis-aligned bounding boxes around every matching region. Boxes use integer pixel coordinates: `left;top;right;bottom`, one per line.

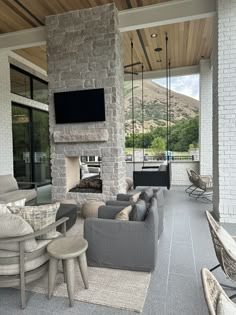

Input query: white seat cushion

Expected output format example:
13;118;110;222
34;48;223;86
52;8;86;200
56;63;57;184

217;292;236;315
0;251;49;275
0;189;37;203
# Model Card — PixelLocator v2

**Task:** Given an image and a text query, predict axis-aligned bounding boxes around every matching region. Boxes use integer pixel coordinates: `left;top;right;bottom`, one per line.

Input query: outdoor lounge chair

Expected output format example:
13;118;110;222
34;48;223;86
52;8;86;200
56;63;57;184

201;268;236;315
188;170;213;202
0;216;68;309
206;211;236;297
185;168;196;194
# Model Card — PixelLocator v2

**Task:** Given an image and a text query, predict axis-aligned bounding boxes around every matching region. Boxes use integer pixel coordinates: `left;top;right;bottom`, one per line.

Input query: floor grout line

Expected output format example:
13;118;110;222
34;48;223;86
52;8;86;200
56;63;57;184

163;204;175;315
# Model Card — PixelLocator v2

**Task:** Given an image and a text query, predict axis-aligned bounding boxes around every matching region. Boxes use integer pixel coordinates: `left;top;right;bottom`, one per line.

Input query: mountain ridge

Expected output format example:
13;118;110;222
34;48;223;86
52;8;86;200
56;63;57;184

124;80;199;135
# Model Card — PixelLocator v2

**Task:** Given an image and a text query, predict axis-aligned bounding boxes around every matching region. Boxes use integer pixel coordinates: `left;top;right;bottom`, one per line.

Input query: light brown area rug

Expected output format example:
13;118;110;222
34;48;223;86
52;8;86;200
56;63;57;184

26;216;151;313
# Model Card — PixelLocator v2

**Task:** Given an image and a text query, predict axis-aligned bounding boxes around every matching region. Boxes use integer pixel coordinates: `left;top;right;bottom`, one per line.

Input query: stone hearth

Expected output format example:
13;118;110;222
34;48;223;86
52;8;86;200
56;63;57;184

46;4;126;205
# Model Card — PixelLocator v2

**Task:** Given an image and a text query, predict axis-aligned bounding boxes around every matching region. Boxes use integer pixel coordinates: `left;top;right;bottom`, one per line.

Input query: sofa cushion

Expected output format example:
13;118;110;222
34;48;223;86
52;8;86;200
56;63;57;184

0;189;37;203
81;163;89;174
139;187;153;203
159;164;167;171
0;198;26;215
0;214;38;252
8;202;61;240
130;200;147;221
115;205;132;221
217;292;236;315
0;174;18;195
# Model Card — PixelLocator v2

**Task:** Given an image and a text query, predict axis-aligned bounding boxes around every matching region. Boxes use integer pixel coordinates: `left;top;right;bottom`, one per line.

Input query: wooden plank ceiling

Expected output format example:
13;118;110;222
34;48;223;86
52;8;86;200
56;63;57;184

0;0;213;73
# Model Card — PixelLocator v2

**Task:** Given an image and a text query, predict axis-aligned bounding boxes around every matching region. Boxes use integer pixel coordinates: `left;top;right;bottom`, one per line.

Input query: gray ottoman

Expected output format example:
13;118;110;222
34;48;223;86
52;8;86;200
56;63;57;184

56;203;78;232
81;200;105;218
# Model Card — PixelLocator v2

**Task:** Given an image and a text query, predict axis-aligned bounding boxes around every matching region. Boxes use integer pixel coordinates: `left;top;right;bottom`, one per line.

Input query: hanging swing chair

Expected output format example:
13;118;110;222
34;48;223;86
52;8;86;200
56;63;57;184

128;35;171;190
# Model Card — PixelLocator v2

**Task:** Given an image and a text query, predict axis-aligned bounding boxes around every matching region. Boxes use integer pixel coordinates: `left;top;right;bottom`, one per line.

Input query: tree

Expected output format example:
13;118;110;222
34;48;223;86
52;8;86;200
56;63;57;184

151;137;166;155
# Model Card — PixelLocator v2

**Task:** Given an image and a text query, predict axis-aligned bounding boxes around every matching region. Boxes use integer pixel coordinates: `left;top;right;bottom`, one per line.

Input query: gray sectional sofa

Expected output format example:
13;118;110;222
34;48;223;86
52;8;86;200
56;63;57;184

84;187;165;272
0;174;37;205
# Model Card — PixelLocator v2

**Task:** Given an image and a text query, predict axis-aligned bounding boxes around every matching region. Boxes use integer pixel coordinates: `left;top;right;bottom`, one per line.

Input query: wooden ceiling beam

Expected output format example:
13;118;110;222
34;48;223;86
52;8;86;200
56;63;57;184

0;26;46;50
119;0;216;32
124;64;200;81
0;0;215;50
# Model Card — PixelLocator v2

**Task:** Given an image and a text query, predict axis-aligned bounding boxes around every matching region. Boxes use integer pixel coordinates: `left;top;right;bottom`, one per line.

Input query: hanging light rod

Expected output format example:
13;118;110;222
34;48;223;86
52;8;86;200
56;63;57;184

124;61;142;68
154;47;162;52
124;71;139;75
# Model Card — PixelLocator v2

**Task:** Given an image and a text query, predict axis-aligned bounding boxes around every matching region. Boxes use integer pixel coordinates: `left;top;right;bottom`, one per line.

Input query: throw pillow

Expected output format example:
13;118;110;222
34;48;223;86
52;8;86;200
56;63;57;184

0;214;38;252
217;292;236;315
115;205;132;221
8;202;60;240
129;192;141;203
130;199;147;221
125;177;133;190
140;187;154;203
0;198;26;215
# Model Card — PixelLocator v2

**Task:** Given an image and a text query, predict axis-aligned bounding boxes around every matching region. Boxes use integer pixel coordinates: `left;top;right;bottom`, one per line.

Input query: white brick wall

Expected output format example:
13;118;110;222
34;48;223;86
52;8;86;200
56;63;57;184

199;59;213;176
213;0;236;222
0;50;48;176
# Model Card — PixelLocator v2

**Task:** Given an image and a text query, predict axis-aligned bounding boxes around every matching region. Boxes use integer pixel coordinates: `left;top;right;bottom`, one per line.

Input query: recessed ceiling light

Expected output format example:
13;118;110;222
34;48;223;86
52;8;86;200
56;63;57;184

151;33;158;38
154;47;162;52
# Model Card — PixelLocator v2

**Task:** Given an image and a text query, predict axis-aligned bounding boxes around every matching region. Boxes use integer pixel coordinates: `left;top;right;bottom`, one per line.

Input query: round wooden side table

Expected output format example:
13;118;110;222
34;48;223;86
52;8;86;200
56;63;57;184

47;236;89;307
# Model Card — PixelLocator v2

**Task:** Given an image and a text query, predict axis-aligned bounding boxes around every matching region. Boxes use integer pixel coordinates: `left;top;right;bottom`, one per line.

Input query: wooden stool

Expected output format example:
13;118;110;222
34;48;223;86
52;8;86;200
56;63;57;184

47;236;89;307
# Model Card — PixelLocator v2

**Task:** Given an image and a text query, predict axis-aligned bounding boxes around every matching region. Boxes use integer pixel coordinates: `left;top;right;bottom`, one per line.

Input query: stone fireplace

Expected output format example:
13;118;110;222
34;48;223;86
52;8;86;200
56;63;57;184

46;4;126;205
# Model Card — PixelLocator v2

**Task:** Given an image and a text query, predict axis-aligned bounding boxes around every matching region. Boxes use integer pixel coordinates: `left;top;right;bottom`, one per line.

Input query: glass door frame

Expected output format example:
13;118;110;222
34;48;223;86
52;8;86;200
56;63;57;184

12;102;51;186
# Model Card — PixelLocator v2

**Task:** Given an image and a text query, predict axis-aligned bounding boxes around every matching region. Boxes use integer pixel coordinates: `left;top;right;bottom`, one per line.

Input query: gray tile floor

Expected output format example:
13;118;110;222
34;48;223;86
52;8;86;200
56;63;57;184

1;186;236;314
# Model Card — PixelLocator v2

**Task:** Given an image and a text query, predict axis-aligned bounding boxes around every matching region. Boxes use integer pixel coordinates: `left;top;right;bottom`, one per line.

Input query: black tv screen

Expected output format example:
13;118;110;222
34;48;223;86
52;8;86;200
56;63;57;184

54;88;105;124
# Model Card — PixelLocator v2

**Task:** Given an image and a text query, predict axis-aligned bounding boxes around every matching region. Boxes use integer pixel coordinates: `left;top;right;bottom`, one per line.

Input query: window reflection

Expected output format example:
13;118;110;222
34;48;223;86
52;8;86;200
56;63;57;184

10;68;31;98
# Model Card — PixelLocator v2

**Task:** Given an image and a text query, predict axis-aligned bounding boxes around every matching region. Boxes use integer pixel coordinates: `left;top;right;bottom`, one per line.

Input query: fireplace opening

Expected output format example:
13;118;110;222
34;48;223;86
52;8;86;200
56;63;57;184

66;156;102;193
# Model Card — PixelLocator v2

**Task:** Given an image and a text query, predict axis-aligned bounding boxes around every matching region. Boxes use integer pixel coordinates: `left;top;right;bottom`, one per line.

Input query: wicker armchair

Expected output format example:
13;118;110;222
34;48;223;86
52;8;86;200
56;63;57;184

206;211;236;295
188;170;213;202
185;168;195;194
201;268;236;315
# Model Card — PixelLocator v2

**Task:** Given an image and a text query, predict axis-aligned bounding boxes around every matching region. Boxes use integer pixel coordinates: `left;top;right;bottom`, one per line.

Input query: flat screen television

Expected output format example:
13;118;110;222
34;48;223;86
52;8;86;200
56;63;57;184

54;88;105;124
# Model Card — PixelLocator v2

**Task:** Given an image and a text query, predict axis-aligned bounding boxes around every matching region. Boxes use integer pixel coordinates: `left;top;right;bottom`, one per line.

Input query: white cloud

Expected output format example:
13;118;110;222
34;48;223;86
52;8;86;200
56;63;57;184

153;74;199;100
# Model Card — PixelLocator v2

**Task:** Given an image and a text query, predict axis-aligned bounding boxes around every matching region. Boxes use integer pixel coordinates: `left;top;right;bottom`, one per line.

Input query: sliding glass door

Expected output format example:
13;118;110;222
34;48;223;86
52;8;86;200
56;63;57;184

12;105;32;182
12;104;51;185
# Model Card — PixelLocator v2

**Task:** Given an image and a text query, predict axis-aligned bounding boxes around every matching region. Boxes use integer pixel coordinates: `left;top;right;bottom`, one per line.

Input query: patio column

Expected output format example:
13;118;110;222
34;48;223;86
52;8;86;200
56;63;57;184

0;50;13;175
212;0;236;222
199;59;212;176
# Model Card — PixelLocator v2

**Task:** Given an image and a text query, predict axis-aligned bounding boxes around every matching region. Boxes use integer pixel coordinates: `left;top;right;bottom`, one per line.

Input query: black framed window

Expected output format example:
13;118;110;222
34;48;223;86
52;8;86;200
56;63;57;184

10;67;31;99
10;65;48;104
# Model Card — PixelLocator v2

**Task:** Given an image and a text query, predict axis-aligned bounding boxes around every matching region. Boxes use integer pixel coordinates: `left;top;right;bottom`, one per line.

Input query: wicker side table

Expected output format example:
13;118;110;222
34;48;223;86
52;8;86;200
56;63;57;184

47;236;89;307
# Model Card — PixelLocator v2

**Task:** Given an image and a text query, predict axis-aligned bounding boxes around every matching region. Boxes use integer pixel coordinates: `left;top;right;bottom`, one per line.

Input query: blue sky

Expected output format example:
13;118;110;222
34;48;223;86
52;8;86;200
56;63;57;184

153;74;199;100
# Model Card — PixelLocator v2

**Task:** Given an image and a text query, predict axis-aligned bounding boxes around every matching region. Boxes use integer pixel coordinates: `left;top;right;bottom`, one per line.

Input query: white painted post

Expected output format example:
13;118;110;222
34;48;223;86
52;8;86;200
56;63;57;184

199;59;213;176
212;0;236;222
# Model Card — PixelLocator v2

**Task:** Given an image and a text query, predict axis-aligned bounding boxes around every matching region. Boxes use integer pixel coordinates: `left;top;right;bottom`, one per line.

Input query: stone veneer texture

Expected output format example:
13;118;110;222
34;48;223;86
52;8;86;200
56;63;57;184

46;4;126;203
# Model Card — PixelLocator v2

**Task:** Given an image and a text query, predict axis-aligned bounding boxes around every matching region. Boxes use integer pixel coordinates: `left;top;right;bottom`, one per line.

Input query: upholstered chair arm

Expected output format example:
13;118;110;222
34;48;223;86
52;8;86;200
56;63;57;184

98;205;125;219
106;200;132;207
116;193;131;201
